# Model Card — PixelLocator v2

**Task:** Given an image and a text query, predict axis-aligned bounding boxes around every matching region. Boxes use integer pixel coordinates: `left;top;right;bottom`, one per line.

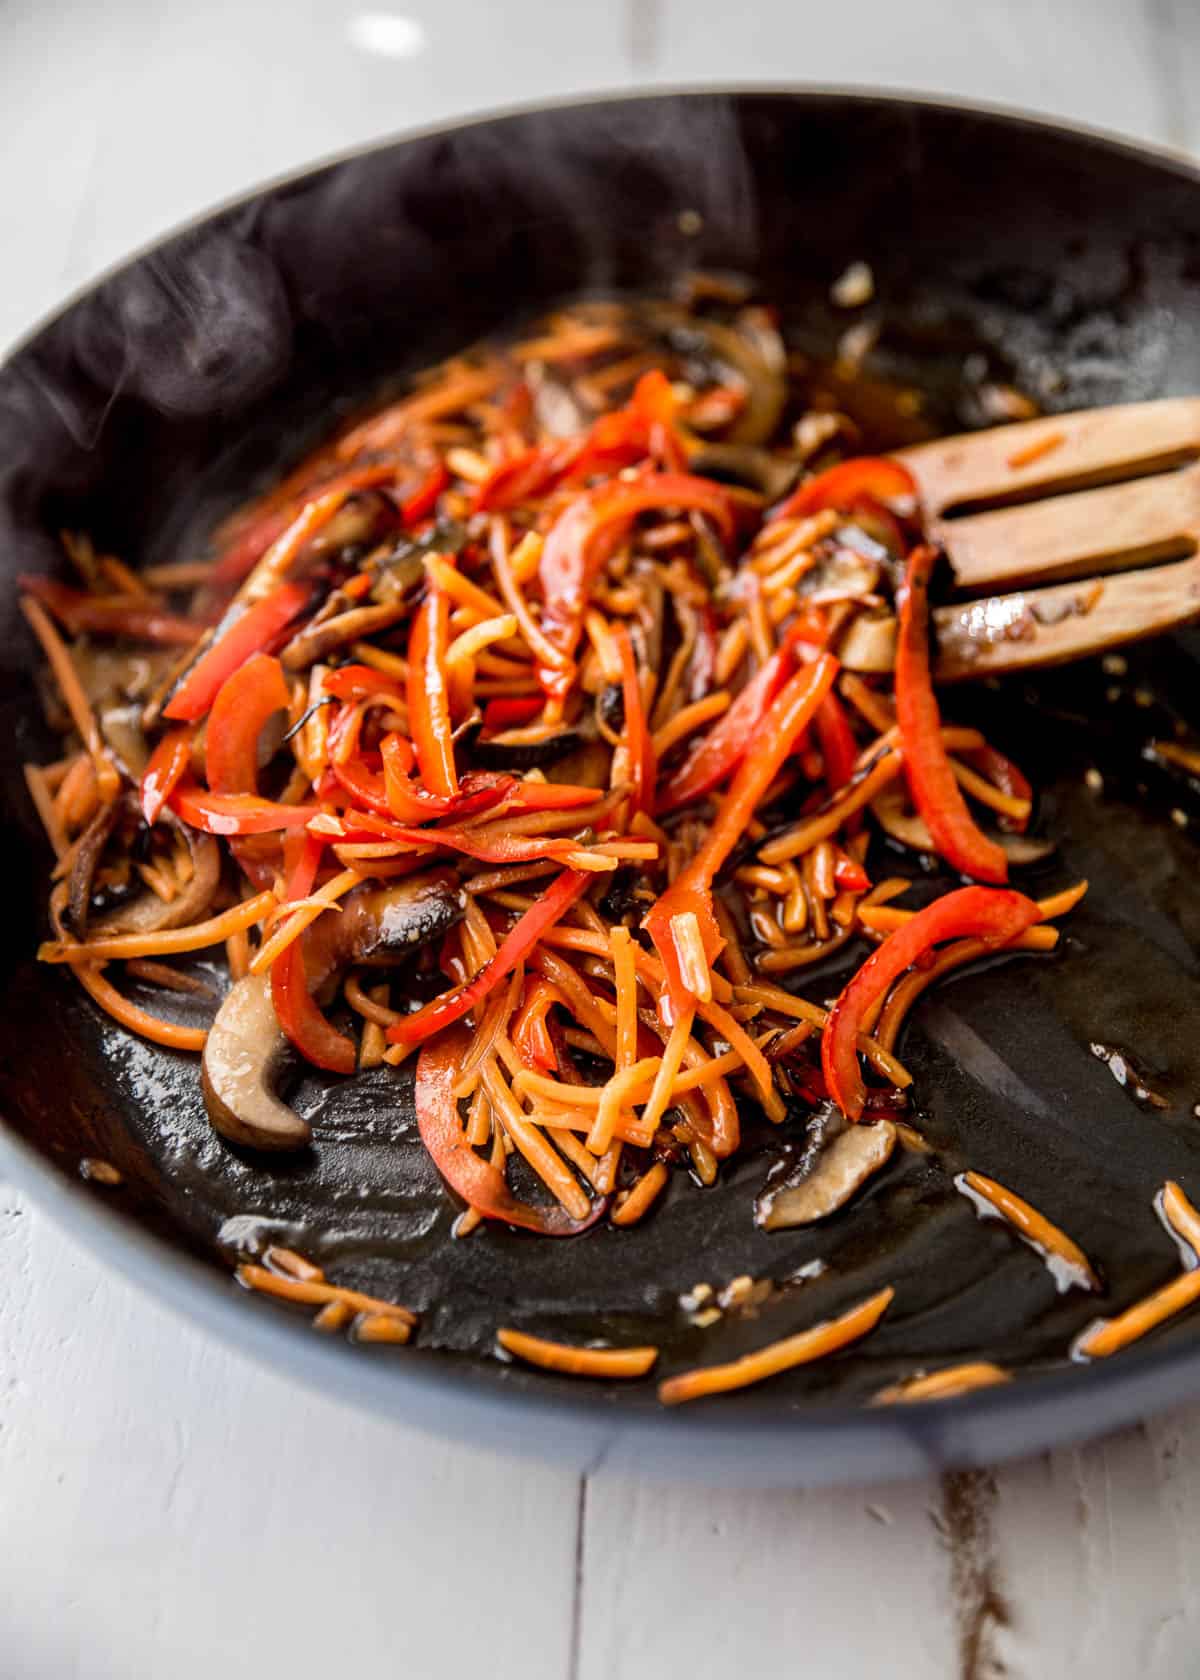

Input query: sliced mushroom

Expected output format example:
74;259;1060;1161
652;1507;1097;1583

302;870;464;988
368;522;467;606
98;701;150;780
757;1120;896;1229
646;306;787;446
202;872;464;1151
202;973;310;1151
529;366;591;437
66;800;122;936
837;610;896;674
470;728;584;771
91;822;221;937
280;599;410;669
796;545;881;606
689;443;801;503
871;787;1055;866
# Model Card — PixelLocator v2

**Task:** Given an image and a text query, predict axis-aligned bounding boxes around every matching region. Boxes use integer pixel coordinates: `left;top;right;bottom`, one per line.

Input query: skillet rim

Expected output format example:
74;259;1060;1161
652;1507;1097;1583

5;83;1200;1481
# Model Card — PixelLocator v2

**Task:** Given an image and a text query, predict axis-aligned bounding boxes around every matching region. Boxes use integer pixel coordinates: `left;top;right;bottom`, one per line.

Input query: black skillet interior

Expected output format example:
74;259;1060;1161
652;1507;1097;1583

4;91;1200;1434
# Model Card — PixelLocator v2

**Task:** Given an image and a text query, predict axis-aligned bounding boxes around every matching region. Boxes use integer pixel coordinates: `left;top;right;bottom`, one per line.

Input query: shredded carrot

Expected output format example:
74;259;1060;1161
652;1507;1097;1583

652;691;731;758
1007;429;1065;470
265;1245;325;1281
1075;1267;1200;1359
20;596;119;799
659;1286;894;1405
481;1054;592;1221
957;1170;1099;1291
354;1312;413;1344
857;907;1059;949
948;757;1032;822
238;1263;417;1328
249;870;363;975
21;296;1105;1387
588;1059;663;1157
70;964;208;1052
874;1362;1011;1404
497;1327;658;1378
759;753;903;863
1160;1180;1200;1263
670;910;713;1002
39;891;275;965
611;1162;670;1226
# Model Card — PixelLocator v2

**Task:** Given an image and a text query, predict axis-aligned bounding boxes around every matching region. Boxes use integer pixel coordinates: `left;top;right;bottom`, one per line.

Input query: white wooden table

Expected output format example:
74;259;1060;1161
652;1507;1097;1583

4;4;1200;1675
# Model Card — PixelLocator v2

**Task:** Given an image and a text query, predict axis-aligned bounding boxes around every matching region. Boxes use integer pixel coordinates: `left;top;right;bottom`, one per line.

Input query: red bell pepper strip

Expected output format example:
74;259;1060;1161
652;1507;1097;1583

471;440;584;513
815;690;862;834
140;727;194;826
414;1022;604;1234
268;832;356;1074
332;757;513;823
832;848;871;892
387;868;590;1047
271;940;357;1074
170;782;321;835
482;696;543;731
163;581;310;723
18;575;202;647
323;664;408;705
814;691;857;795
511;976;568;1072
656;648;792;814
400;461;450;526
380;731;420;816
966;743;1033;833
645;653;839;1021
895;546;1008;883
629;369;688;472
538;472;735;697
211;461;402;585
326;816;603;868
504;781;607;812
769;456;918;525
407;584;459;798
211;509;291;588
205;653;290;795
614;622;655;816
282;831;323;899
821;886;1042;1119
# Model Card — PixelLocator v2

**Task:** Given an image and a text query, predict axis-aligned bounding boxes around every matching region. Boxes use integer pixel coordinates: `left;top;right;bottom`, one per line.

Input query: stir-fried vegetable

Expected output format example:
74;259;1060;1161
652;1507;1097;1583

23;286;1095;1400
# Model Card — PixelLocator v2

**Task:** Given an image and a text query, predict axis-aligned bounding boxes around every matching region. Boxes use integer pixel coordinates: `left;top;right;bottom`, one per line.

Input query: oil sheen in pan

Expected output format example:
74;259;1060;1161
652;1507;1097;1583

4;633;1200;1407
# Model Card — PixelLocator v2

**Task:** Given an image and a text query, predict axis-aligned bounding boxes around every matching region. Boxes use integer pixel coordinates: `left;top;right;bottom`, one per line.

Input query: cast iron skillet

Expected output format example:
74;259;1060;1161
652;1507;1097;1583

5;88;1200;1486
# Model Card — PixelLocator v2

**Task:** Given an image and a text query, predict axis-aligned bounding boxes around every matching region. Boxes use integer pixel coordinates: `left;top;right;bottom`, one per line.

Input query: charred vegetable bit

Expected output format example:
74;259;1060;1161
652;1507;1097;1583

24;288;1098;1406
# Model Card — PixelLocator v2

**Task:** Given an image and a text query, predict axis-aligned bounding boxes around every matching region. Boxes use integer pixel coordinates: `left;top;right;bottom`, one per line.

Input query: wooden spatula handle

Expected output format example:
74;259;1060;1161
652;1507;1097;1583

940;461;1200;591
838;554;1200;682
899;398;1200;518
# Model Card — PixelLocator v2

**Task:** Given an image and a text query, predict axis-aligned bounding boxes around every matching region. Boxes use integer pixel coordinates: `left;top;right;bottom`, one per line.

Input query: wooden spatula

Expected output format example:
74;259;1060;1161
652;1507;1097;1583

837;398;1200;681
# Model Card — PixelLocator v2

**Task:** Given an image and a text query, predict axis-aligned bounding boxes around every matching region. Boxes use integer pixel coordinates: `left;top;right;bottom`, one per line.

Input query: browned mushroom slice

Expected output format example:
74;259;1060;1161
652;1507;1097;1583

646;306;787;446
202;972;308;1151
279;599;410;670
688;443;801;504
202;872;464;1150
66;800;123;935
92;823;221;937
302;870;464;987
871;786;1054;867
757;1120;896;1229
